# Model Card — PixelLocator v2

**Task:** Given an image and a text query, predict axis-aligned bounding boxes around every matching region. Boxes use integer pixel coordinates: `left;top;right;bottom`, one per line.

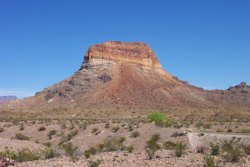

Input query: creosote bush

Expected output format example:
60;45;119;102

84;136;133;159
175;142;187;157
62;142;78;158
0;148;40;162
88;159;102;167
171;131;186;138
221;138;246;163
15;133;30;141
210;143;220;156
112;127;120;133
38;126;46;131
59;130;78;145
145;134;161;159
204;156;221;167
130;131;140;138
163;141;176;150
48;130;56;140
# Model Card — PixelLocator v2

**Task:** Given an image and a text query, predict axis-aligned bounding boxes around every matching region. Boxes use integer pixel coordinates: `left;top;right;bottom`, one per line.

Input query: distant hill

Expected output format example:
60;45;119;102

0;96;17;103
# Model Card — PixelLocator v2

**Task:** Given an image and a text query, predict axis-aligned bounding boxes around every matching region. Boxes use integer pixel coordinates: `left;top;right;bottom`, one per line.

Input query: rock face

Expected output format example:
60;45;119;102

83;41;162;69
1;41;250;119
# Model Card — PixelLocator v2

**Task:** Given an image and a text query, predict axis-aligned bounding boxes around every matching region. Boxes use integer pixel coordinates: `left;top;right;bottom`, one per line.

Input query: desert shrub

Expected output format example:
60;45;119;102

88;159;102;167
43;142;52;147
79;121;88;130
59;130;78;145
171;131;186;138
175;142;187;157
101;137;126;152
145;134;161;159
0;127;4;133
198;133;205;137
239;129;250;134
203;123;211;129
62;142;78;157
204;156;221;167
227;129;233;133
0;148;40;162
216;129;224;133
243;145;250;155
221;138;246;163
48;130;56;139
38;126;46;131
126;145;134;153
171;121;183;129
112;127;120;133
19;124;24;131
16;149;40;162
91;128;100;135
163;141;176;150
130;131;140;138
195;122;203;128
128;124;133;131
104;123;110;129
210;143;220;156
92;128;98;133
84;147;97;159
44;148;57;159
147;112;169;127
15;133;30;140
61;123;67;129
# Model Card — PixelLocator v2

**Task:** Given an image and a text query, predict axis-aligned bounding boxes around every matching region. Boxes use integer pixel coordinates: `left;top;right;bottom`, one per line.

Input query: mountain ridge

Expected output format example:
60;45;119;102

0;41;249;120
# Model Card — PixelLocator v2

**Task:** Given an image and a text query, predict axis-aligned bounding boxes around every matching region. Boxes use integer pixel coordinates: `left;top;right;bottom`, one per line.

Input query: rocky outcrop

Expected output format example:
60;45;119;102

81;41;168;75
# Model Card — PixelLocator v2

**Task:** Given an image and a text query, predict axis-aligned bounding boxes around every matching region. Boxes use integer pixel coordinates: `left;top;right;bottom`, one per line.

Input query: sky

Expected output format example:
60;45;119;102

0;0;249;98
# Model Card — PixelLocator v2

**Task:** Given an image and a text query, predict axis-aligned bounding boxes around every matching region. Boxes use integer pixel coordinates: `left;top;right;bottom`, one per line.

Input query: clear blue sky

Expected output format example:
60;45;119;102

0;0;249;98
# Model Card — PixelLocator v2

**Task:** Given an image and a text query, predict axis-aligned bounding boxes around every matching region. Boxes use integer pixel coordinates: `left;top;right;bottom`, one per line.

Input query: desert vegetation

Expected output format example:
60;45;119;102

0;113;249;167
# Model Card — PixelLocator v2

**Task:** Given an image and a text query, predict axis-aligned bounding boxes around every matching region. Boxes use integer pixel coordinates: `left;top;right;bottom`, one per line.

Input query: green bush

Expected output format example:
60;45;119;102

0;148;40;162
92;128;98;134
239;129;250;134
243;145;250;155
88;159;102;167
48;130;56;139
38;126;46;131
171;132;186;138
210;143;220;156
19;124;24;131
99;137;126;152
104;123;110;129
130;131;140;138
15;149;40;162
145;134;161;159
221;138;246;163
15;133;30;141
112;127;120;133
43;142;52;147
59;130;78;145
204;156;221;167
84;147;97;159
175;142;187;157
0;127;4;133
147;112;169;127
126;145;134;153
44;148;57;159
163;141;176;150
62;142;78;157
